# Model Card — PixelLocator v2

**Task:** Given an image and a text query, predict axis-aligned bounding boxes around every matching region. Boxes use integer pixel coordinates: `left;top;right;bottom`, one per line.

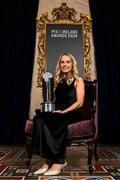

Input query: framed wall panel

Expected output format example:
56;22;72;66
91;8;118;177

36;2;93;87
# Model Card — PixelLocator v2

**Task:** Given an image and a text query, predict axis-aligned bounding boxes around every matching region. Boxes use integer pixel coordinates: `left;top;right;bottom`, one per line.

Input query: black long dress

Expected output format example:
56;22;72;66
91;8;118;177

31;79;90;164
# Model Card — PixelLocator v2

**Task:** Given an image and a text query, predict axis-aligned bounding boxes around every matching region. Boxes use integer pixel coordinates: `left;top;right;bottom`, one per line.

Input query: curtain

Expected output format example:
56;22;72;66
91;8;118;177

0;0;39;144
89;0;120;144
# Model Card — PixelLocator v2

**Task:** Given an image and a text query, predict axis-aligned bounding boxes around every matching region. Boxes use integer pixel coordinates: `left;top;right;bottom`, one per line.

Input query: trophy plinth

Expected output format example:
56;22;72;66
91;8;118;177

40;101;55;112
40;72;55;112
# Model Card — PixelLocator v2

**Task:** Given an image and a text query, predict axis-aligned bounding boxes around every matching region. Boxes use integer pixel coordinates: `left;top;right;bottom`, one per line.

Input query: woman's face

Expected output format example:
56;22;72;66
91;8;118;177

60;55;73;74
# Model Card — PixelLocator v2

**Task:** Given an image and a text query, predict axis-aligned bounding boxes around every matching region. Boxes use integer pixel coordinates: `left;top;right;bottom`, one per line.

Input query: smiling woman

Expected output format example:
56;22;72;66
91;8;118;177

32;52;88;176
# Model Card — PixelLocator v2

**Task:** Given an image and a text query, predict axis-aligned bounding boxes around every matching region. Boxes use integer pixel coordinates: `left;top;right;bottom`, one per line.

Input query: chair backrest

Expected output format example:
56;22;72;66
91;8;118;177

67;80;97;142
76;80;97;120
84;80;96;117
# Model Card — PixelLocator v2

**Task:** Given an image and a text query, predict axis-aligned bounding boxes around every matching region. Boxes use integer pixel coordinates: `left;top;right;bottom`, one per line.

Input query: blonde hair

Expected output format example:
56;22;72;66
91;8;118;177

54;53;79;87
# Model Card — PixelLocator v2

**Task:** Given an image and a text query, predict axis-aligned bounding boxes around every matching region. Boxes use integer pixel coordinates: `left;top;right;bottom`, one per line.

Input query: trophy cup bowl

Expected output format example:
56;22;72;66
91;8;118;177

40;72;55;112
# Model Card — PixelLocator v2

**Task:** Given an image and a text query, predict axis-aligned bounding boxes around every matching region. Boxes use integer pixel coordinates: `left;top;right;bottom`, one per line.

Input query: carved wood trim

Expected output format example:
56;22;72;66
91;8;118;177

36;3;92;87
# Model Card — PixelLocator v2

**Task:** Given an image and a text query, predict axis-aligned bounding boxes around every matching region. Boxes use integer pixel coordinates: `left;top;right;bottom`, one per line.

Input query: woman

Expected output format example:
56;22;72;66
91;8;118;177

32;53;88;175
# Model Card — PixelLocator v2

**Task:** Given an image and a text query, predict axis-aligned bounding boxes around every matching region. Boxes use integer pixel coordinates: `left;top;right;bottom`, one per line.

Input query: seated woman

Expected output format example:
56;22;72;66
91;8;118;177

32;52;90;176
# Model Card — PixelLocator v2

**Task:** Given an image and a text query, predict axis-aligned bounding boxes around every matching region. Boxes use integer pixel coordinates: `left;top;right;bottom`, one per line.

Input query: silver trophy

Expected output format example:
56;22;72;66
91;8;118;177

40;72;55;112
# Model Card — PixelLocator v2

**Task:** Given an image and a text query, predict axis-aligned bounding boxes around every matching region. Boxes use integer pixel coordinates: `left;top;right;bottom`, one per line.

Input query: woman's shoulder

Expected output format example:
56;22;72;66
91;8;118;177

75;76;84;83
74;76;84;87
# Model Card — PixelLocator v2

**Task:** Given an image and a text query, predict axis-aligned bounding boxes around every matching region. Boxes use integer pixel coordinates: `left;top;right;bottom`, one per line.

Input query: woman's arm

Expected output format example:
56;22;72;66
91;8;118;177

54;77;85;114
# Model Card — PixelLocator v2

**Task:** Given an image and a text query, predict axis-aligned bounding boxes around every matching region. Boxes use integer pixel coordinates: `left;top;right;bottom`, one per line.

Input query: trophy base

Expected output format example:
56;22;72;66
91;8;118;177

40;102;55;112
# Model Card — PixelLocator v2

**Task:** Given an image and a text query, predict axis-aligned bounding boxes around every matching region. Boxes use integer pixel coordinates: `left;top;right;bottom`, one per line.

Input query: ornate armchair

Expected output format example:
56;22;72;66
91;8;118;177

25;80;99;173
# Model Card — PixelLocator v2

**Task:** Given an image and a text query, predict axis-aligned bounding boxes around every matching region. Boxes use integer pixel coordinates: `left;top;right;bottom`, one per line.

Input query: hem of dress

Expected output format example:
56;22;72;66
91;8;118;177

32;150;65;164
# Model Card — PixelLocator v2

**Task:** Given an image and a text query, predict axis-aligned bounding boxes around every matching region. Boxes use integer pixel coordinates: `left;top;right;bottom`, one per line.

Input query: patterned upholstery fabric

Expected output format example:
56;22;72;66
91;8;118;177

25;119;33;135
68;119;96;139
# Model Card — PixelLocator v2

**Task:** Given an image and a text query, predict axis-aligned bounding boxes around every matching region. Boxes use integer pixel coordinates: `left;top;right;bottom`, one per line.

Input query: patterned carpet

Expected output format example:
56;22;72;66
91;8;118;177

0;145;120;180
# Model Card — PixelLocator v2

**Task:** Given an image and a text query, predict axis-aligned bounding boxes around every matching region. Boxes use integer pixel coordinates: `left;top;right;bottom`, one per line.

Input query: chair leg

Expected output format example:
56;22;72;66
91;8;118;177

25;135;32;166
88;142;94;173
0;152;5;156
94;138;99;161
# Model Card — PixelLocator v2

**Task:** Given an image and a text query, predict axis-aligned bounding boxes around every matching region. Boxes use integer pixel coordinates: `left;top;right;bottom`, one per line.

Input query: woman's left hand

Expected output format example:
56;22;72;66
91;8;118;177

53;110;64;114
